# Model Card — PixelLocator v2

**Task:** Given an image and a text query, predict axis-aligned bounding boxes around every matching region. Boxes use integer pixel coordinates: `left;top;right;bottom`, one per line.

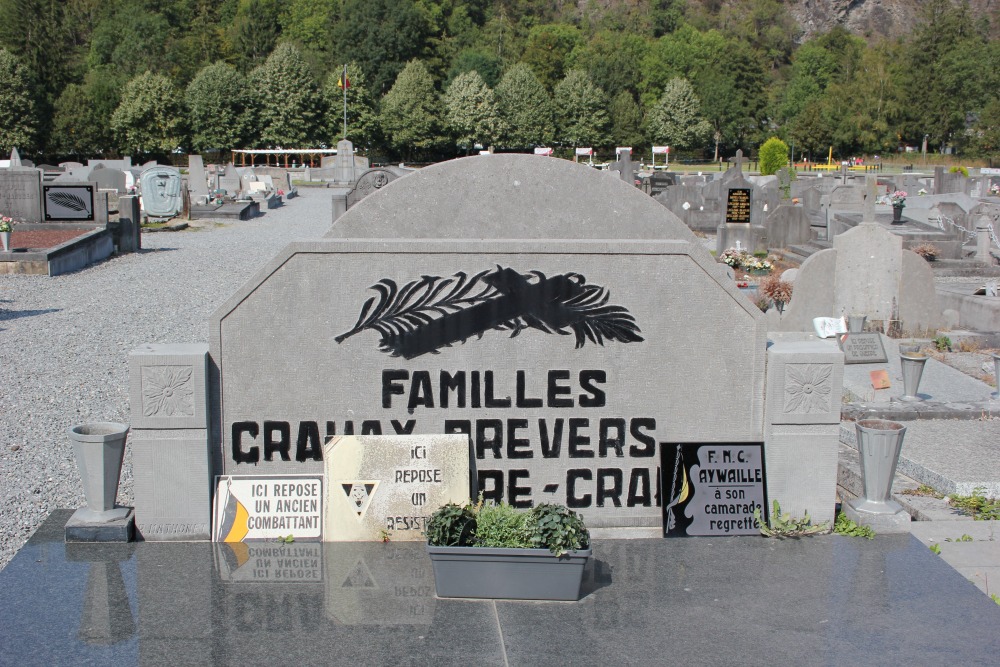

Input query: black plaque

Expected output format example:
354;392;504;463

725;188;752;224
840;333;888;364
43;185;95;221
661;442;767;537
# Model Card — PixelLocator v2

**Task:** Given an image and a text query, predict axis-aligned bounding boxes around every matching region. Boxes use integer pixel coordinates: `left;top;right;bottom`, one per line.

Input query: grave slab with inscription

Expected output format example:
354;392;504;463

725;188;752;224
840;333;888;364
662;443;767;536
323;435;470;541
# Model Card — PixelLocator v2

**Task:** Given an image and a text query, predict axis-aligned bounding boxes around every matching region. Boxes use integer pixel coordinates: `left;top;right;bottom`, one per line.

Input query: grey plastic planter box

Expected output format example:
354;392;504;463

427;544;592;600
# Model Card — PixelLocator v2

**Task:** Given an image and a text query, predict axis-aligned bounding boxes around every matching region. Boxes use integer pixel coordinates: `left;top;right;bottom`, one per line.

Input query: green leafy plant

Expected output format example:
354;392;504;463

949;165;969;178
945;534;973;542
754;499;828;538
475;501;533;548
277;535;294;544
529;503;590;557
425;501;477;546
930;543;942;554
901;484;944;498
833;512;875;539
933;334;952;351
425;499;589;556
991;593;1000;606
948;487;1000;520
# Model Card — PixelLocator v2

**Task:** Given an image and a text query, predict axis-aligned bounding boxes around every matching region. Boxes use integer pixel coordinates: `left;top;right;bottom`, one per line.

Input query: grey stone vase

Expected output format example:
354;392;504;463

852;420;907;511
69;422;130;522
899;352;928;401
848;314;867;333
993;352;1000;399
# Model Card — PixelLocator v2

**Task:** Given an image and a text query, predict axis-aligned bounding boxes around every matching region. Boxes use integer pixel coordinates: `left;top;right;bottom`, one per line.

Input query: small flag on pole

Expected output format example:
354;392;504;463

338;65;351;90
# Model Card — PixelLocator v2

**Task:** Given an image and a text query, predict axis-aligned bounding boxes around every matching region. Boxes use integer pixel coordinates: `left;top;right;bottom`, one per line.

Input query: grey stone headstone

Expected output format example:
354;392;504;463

219;164;241;198
139;166;182;218
323;434;470;541
765;204;812;248
345;168;400;209
91;165;127;193
214;155;765;530
0;168;42;222
187;155;209;198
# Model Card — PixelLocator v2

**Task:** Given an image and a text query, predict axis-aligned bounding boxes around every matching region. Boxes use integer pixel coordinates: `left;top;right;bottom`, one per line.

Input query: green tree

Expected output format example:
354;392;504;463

250;43;325;147
898;0;991;151
608;90;645;148
646;77;711;150
520;24;582;90
443;70;504;151
968;99;1000;157
87;2;171;77
0;48;36;153
380;59;442;159
111;71;186;157
280;0;337;58
331;0;431;94
448;48;502;88
566;31;647;100
322;63;382;152
758;136;788;175
553;69;608;148
185;61;256;152
495;62;554;148
229;0;281;71
50;68;125;158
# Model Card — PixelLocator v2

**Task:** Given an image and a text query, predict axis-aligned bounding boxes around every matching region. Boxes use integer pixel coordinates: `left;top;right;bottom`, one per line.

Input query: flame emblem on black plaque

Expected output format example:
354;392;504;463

335;267;644;359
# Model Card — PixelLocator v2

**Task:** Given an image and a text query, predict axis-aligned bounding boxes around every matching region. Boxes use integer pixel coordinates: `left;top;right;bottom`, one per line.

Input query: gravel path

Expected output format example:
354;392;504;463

0;189;333;570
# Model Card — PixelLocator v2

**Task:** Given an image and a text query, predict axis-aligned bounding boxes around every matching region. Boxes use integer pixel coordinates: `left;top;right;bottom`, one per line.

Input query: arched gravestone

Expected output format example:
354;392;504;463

211;155;767;529
139;166;182;218
345;167;404;209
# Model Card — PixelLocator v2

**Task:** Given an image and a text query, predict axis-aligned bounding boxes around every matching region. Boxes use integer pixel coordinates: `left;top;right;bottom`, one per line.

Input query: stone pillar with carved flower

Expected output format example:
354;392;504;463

128;344;211;540
763;340;845;525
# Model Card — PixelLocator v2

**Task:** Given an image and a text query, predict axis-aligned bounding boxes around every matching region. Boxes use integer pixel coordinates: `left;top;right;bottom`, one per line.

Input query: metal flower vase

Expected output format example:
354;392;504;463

844;420;911;531
993;352;1000;399
848;314;867;333
892;206;904;223
0;231;9;251
899;352;928;401
69;422;131;522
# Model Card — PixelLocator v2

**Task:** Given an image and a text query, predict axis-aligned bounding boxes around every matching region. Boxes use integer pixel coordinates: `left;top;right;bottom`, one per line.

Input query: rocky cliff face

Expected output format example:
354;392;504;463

789;0;996;41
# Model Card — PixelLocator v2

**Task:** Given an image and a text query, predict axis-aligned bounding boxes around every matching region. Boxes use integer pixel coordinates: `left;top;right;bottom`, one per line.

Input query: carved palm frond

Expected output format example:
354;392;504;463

48;192;89;212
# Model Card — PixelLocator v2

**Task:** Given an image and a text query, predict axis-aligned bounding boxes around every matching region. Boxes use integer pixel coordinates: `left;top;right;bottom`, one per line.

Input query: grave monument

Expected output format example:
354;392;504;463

129;154;844;542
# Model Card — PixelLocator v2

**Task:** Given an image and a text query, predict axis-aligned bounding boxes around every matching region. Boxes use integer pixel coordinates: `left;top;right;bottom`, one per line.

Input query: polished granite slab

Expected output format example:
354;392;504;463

2;510;999;666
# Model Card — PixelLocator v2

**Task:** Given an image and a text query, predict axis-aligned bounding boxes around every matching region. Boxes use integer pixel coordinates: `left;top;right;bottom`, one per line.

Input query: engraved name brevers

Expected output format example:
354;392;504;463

336;267;644;359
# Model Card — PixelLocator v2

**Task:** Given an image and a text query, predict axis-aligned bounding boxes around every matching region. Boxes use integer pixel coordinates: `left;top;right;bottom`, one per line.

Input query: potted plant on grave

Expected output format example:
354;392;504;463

425;498;592;601
889;190;907;223
759;274;793;314
0;215;13;252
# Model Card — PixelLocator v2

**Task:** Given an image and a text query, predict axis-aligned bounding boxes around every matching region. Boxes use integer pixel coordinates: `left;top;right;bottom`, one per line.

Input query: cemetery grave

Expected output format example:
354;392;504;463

2;156;1000;662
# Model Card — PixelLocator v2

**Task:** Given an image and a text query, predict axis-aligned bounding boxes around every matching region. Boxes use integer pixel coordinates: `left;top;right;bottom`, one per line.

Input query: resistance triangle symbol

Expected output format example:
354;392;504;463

340;481;379;520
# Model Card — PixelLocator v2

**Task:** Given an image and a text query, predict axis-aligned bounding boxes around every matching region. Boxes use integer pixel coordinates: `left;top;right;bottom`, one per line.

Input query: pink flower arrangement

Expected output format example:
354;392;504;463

889;190;907;206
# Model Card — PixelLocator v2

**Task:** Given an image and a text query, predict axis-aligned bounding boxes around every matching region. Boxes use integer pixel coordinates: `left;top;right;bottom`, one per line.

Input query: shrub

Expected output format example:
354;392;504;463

758;137;789;176
475;502;533;548
949;165;969;178
912;243;939;261
760;274;793;306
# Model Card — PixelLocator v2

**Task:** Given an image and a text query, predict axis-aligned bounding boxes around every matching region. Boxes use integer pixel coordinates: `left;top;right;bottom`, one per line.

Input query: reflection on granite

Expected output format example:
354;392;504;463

1;510;1000;666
